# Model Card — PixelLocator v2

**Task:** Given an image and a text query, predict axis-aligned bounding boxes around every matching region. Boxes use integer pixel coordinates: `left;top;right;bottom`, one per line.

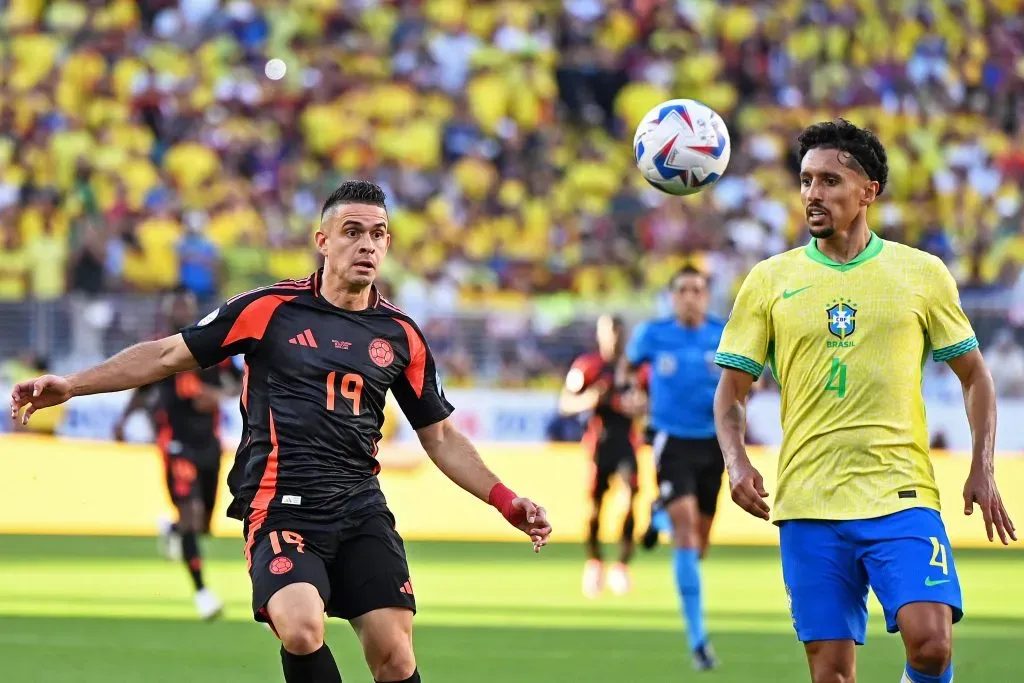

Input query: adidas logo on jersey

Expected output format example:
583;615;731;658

288;329;318;348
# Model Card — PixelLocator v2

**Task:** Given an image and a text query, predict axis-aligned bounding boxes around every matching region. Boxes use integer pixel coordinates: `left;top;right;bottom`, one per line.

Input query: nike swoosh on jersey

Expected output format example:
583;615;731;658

782;286;813;299
924;577;951;587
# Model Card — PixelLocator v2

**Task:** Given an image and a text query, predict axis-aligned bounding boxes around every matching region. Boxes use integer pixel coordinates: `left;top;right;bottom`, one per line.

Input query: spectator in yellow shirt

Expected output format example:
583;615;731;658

0;219;29;301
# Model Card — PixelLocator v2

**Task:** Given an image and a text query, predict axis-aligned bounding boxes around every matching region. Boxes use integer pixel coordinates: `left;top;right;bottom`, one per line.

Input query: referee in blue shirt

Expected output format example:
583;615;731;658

626;266;725;671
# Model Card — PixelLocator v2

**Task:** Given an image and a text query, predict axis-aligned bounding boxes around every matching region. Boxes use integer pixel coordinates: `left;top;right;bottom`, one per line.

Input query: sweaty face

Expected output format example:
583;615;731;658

316;203;390;289
672;273;709;324
799;147;879;239
596;315;623;357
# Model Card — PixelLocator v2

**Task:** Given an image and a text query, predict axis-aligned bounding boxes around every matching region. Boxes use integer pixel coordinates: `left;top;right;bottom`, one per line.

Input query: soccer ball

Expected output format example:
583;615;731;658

633;98;732;196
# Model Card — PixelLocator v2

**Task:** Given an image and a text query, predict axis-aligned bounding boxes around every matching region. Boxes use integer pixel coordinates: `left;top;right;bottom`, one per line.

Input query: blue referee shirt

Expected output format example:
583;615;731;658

626;317;725;440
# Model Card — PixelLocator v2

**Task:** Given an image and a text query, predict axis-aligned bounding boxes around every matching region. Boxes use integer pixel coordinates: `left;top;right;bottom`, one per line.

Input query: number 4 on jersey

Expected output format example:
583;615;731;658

825;358;848;398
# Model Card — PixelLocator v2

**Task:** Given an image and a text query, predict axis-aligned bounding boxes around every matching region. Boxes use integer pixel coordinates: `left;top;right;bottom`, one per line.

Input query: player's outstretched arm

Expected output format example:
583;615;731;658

416;418;552;552
557;384;603;416
714;368;770;521
948;349;1017;544
10;335;199;426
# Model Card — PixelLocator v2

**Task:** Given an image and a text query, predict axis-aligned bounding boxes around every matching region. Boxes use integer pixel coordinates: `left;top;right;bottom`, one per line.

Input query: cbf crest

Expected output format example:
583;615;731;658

826;298;857;339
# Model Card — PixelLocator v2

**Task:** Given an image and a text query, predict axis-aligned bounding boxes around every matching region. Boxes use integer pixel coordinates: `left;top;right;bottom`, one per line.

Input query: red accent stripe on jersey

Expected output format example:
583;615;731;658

393;318;426;398
157;423;173;456
275;275;311;287
296;334;307;347
251;408;280;511
241;361;250;411
379;296;404;314
312;270;320;298
245;508;267;571
224;276;312;306
221;295;296;348
582;414;602;453
303;329;317;348
226;285;270;306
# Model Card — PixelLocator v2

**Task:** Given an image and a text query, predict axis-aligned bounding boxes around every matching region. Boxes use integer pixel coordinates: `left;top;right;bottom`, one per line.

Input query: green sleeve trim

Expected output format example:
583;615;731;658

715;352;764;378
932;336;978;362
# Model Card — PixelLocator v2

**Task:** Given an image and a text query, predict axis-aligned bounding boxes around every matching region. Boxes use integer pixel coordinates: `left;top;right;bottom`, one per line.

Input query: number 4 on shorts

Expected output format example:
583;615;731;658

929;536;948;575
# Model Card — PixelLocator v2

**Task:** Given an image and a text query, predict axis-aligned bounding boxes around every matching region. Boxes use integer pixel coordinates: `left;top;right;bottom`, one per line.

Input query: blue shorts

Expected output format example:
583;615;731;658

780;508;963;644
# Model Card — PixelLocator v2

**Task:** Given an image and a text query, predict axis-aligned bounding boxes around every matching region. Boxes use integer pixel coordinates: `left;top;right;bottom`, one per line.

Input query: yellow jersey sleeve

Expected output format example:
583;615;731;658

926;260;978;362
715;264;770;378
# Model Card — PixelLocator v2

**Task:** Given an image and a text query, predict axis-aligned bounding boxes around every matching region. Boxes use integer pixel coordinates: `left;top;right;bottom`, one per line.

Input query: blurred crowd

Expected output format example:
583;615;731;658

2;0;1024;387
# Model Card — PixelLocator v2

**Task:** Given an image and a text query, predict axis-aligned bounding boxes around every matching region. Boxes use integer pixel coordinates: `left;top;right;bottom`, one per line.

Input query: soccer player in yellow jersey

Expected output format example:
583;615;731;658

713;120;1016;683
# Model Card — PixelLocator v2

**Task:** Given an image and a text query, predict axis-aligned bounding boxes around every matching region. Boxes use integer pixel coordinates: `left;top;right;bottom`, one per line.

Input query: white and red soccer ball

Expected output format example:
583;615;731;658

633;98;732;196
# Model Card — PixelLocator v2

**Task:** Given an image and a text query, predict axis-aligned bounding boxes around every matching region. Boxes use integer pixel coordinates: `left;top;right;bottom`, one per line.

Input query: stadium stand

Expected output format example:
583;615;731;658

0;0;1022;387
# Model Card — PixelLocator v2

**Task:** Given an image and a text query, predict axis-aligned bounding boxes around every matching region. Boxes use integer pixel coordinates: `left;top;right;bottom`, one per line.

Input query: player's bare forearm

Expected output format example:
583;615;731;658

949;348;1015;542
70;335;199;398
948;349;997;473
714;368;755;467
558;386;601;416
714;367;771;519
416;418;500;503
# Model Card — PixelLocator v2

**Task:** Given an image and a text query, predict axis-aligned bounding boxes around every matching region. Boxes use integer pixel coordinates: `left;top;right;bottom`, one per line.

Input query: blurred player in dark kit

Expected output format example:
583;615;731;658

115;287;239;620
560;314;645;597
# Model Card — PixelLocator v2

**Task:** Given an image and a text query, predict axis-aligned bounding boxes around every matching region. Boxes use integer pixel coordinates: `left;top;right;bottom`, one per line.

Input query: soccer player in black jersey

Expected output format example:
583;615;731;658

114;287;238;620
11;181;552;683
559;315;645;598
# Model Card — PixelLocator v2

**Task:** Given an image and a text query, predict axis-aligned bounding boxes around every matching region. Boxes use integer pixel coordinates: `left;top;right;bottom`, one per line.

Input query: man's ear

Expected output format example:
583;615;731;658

314;228;328;257
862;180;879;206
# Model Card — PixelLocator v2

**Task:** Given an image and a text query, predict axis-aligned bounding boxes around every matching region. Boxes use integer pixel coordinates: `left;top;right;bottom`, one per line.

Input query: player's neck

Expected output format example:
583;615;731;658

816;221;872;265
320;274;373;311
676;315;704;329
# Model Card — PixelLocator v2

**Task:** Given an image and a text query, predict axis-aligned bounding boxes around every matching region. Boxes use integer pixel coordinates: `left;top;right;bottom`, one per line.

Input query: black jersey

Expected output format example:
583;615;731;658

180;270;453;525
149;362;231;462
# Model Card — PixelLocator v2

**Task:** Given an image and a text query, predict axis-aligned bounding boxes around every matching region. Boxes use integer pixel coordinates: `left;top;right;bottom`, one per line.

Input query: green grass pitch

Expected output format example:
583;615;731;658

1;535;1021;682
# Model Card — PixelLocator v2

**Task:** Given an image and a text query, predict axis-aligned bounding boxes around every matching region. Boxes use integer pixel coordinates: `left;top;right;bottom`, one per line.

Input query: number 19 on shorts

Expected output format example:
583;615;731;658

825;357;848;398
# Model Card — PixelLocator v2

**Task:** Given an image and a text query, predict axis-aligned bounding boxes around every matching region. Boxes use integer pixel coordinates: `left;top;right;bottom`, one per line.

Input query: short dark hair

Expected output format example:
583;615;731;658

320;180;387;220
672;265;710;287
797;118;888;195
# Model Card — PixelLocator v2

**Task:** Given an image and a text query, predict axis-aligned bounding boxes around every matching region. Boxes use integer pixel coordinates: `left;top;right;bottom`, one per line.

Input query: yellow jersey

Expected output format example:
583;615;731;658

716;233;977;521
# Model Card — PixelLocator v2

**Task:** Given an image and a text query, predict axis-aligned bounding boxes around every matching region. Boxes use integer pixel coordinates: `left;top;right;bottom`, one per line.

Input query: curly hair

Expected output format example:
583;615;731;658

320;180;388;219
797;119;889;196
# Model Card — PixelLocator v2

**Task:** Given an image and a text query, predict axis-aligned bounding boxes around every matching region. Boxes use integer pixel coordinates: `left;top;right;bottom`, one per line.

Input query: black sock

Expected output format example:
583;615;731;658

281;644;342;683
376;669;420;683
619;511;636;564
180;531;205;591
586;517;601;560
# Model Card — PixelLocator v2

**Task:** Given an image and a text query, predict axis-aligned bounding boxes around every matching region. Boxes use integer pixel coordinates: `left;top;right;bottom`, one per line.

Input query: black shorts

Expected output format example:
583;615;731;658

590;434;638;500
651;434;724;516
163;443;221;513
244;508;415;624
